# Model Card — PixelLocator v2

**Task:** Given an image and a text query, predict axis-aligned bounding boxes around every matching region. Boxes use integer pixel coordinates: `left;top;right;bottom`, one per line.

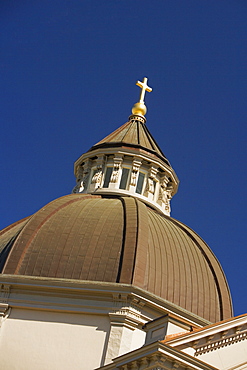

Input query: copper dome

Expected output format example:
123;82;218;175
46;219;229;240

0;193;232;323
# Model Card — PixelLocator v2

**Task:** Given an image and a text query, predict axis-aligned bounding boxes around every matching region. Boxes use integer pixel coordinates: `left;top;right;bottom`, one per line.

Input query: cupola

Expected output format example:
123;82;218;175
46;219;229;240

73;78;179;216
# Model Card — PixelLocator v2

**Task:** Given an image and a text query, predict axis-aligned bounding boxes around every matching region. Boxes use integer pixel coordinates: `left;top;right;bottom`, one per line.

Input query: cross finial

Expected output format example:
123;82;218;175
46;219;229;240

131;77;152;118
136;77;152;103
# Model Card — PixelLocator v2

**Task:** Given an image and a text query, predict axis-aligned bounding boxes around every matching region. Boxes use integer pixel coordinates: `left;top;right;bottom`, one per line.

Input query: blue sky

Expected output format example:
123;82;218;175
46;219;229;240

1;1;247;316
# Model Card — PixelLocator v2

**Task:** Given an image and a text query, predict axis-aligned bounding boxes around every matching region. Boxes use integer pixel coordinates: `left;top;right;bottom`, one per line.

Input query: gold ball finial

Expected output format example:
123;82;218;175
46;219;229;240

132;102;147;116
131;77;152;117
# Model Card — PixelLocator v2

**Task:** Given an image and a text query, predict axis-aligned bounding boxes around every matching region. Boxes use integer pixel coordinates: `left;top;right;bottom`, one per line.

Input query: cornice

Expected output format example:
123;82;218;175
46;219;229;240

165;314;247;355
0;275;209;327
195;329;247;356
74;145;179;189
97;341;217;370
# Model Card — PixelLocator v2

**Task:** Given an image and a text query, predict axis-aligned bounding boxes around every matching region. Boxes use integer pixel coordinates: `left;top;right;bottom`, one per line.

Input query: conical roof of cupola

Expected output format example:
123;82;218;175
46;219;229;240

91;118;168;163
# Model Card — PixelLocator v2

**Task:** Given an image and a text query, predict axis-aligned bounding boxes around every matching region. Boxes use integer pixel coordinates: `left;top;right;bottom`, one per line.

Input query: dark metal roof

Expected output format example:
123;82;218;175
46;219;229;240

90;119;170;164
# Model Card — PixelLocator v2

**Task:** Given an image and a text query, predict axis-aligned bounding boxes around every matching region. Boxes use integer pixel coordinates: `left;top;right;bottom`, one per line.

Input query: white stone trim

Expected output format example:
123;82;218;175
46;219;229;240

195;330;247;356
0;275;208;328
98;341;217;370
74;145;179;216
166;315;247;348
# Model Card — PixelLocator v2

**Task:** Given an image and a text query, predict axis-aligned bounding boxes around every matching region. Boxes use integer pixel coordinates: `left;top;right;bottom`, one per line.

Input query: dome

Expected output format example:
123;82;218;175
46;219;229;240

0;78;234;326
0;193;232;323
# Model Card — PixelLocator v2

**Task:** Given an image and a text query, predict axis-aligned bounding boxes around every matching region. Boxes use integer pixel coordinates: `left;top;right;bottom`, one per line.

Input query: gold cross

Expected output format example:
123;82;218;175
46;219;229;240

136;77;152;103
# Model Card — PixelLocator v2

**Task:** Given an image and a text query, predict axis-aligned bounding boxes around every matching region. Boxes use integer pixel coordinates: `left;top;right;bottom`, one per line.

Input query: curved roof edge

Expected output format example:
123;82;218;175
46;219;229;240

168;217;233;320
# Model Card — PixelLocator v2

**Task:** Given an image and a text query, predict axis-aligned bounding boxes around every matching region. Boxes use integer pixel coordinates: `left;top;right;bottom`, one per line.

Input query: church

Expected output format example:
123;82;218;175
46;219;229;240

0;78;246;370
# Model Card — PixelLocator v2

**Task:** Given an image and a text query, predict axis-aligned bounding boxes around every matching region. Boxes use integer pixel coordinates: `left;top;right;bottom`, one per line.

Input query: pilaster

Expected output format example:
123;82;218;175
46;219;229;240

104;293;146;365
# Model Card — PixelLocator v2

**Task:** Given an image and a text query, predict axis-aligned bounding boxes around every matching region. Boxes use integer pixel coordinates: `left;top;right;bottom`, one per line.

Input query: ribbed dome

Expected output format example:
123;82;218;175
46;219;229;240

0;193;232;323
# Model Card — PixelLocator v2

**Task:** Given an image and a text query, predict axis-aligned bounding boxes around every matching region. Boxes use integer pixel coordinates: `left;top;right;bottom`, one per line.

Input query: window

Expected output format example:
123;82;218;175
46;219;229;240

153;180;156;194
119;168;130;189
103;167;113;188
136;172;145;194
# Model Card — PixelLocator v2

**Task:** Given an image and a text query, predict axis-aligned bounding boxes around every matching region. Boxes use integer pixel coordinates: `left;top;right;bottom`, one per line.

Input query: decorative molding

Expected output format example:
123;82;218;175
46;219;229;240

109;308;141;330
101;341;216;370
0;303;9;316
91;155;105;188
128;114;146;124
195;330;247;355
110;293;146;329
139;357;149;367
131;297;145;310
91;169;102;185
130;158;142;187
0;286;11;329
72;164;85;193
144;166;158;196
0;275;209;328
81;158;93;191
144;178;154;196
112;294;146;312
157;176;173;215
0;284;11;303
73;158;92;193
105;293;147;365
74;139;179;217
117;353;174;370
75;164;84;182
110;155;123;183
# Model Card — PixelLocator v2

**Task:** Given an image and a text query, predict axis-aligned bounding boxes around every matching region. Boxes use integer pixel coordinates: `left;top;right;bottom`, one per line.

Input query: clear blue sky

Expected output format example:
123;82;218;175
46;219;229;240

1;1;246;316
